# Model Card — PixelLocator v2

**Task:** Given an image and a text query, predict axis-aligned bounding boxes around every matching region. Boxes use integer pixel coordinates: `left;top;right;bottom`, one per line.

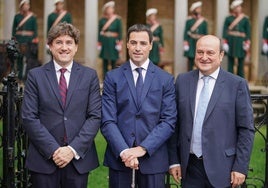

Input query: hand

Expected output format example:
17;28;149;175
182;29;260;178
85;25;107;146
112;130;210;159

53;146;74;168
243;40;250;51
121;146;146;169
169;166;182;183
231;171;246;188
124;157;139;169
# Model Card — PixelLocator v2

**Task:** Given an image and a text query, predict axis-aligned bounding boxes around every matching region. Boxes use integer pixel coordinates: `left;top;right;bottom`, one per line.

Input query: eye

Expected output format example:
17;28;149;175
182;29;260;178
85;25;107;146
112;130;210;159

129;41;137;46
55;40;63;45
207;51;216;56
197;51;204;55
140;41;148;46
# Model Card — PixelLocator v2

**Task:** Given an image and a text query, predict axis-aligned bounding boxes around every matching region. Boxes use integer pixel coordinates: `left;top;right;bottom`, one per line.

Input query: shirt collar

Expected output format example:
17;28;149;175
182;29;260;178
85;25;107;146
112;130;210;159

54;60;73;72
199;67;220;80
129;59;150;72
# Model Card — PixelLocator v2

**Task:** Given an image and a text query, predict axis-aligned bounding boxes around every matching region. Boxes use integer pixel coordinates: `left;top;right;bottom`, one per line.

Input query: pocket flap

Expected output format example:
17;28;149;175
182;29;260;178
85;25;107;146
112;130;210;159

225;148;236;156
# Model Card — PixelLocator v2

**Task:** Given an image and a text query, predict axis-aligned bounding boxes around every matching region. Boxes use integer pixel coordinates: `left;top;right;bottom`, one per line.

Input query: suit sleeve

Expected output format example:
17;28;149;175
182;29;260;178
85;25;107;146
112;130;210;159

69;70;101;159
22;71;60;159
232;79;255;175
101;72;129;158
140;76;177;156
168;76;181;165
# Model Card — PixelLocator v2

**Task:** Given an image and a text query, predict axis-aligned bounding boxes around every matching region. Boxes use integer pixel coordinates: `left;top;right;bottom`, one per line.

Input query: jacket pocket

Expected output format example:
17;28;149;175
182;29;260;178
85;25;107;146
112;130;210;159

225;148;236;157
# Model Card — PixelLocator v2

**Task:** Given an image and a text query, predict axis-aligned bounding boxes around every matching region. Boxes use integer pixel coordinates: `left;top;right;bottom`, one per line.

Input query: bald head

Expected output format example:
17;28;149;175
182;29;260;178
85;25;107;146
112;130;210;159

197;35;222;52
195;35;224;75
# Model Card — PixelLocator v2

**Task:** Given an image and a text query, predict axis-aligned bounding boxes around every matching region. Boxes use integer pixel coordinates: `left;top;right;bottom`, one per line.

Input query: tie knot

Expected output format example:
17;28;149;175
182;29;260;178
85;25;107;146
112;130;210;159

136;67;143;75
202;76;210;84
60;68;67;74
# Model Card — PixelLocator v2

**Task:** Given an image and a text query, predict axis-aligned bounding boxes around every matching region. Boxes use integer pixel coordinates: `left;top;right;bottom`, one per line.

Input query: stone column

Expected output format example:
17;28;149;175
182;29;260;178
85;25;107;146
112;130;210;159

215;0;230;71
174;0;188;76
215;0;229;37
84;0;98;68
2;0;16;40
43;0;54;64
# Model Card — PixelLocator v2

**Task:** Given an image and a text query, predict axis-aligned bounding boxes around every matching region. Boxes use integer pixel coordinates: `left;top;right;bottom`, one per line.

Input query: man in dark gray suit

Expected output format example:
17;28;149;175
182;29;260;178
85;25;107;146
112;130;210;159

21;22;101;188
169;35;254;188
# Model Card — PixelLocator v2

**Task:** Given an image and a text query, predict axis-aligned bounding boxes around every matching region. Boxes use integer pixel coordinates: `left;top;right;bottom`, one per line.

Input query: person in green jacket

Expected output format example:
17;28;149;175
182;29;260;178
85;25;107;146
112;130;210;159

47;0;72;35
12;0;38;81
262;16;268;56
98;1;122;79
222;0;251;78
183;1;208;71
146;8;164;66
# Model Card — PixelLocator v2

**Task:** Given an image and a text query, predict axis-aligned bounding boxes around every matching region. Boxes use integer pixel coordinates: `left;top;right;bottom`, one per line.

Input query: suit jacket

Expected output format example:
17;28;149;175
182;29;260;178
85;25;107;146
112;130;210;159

21;61;101;174
101;61;177;174
169;68;254;187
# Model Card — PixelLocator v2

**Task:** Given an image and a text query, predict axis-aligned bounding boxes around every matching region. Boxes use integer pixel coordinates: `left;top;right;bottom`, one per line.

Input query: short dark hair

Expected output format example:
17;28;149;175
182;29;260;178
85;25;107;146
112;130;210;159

127;24;153;43
47;22;80;45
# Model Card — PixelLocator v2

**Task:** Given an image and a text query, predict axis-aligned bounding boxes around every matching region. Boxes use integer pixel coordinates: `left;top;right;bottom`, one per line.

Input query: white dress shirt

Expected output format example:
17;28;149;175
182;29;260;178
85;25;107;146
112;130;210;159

129;58;150;85
190;67;220;154
53;61;80;160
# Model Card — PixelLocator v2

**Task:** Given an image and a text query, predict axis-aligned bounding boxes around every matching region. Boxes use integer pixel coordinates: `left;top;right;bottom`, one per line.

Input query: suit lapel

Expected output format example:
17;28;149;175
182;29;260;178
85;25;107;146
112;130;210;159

65;62;81;108
122;62;139;109
204;69;225;122
44;61;63;109
190;70;199;120
140;62;155;108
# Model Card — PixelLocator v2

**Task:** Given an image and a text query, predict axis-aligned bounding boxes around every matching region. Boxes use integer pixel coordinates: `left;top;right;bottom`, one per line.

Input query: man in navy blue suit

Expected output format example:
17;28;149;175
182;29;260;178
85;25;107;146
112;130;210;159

169;35;254;188
101;24;177;188
21;22;101;188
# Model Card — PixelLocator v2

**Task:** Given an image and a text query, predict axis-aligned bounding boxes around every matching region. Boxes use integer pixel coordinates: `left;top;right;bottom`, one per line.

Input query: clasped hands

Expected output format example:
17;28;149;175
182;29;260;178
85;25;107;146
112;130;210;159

52;146;75;168
120;146;147;169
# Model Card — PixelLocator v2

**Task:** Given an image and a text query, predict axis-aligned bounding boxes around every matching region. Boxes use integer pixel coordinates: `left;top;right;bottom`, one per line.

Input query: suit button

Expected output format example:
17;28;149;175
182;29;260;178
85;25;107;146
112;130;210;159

136;115;141;118
64;117;67;121
131;133;135;137
187;138;190;142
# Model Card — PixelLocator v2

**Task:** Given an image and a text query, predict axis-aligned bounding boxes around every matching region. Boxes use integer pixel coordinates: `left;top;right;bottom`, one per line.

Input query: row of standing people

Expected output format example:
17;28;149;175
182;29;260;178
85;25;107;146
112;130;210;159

11;0;268;81
21;21;255;188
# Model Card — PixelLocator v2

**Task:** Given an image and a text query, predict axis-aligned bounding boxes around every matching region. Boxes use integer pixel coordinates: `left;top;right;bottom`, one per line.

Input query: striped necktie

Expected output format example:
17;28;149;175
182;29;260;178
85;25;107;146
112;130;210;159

59;68;67;107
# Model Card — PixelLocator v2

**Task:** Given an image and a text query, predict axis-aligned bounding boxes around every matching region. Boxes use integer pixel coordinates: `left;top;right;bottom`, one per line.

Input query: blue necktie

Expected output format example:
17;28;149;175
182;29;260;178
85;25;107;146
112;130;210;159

136;68;143;106
192;76;210;157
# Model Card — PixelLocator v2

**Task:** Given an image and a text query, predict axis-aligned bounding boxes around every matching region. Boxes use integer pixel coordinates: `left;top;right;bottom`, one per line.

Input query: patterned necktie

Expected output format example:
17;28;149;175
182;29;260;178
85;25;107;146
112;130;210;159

136;68;144;106
59;68;67;107
192;76;211;157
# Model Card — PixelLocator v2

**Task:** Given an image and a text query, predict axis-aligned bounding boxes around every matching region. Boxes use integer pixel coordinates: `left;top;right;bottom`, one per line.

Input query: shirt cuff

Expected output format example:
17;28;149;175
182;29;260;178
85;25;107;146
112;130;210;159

67;146;80;160
169;164;180;169
119;148;129;157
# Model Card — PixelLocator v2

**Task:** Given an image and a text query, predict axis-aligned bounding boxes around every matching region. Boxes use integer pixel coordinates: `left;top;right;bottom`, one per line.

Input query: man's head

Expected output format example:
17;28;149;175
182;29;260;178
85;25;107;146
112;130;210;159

20;0;30;12
103;1;115;17
230;0;243;14
47;22;80;67
195;35;224;75
190;1;202;16
126;24;153;66
55;0;64;11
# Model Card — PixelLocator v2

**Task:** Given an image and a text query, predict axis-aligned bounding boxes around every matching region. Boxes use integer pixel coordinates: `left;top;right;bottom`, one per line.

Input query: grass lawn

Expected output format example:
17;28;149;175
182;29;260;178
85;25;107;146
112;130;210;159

0;125;267;187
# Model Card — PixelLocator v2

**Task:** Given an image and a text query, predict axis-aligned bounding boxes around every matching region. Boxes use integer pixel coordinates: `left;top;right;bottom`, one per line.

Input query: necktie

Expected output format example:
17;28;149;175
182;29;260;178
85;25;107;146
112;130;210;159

136;68;143;106
192;76;210;157
59;68;67;107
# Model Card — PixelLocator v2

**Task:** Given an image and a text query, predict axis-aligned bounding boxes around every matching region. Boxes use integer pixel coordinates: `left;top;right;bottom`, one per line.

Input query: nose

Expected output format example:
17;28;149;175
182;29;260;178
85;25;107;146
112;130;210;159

135;43;141;51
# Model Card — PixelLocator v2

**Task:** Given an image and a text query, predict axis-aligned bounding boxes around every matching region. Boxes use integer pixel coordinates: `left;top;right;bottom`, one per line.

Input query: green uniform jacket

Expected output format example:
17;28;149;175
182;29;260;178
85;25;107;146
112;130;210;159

184;17;208;58
12;13;38;44
148;24;164;64
47;12;72;34
98;17;122;61
223;15;251;58
263;16;268;40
